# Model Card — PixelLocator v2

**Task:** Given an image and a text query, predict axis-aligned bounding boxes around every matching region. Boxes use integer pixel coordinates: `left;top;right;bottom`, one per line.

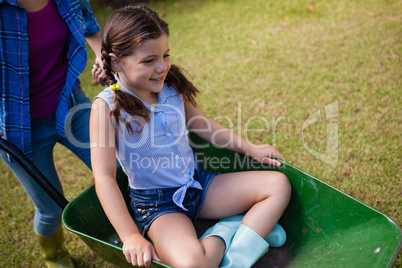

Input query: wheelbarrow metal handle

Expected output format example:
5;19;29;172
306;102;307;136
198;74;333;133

0;138;68;209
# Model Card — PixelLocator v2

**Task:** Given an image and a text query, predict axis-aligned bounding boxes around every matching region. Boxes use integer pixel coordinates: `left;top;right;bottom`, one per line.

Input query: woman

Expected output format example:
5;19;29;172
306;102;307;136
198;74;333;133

0;0;105;267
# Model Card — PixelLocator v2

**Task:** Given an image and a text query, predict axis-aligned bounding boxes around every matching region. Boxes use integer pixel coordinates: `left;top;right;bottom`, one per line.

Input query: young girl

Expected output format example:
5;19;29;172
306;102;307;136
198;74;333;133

90;6;291;268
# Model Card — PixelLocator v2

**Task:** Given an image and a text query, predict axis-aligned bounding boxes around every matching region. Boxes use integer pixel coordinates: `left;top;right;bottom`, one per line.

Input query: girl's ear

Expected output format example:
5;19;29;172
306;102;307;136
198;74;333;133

109;53;121;72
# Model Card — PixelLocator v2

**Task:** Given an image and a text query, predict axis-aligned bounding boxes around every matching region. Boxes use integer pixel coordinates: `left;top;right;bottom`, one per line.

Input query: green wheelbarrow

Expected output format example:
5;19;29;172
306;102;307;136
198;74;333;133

1;134;401;268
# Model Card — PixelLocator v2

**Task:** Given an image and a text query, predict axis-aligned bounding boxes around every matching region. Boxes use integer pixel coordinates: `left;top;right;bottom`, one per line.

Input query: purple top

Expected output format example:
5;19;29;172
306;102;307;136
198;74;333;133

27;0;69;120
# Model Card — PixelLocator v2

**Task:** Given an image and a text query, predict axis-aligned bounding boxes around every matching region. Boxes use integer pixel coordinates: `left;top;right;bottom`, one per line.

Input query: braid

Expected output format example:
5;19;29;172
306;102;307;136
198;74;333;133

101;42;117;86
111;91;150;135
166;65;199;107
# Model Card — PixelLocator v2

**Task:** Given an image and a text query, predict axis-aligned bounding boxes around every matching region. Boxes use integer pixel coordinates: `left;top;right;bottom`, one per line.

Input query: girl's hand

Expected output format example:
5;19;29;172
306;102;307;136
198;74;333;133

247;144;284;167
122;233;160;267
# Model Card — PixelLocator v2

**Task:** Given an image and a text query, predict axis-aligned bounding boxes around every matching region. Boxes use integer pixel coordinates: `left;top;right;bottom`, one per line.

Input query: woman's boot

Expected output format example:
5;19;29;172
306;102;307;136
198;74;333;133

220;224;269;268
36;227;75;268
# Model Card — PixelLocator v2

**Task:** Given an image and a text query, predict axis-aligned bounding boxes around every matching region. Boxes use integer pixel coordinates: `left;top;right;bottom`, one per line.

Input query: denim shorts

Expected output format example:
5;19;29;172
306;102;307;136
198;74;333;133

129;162;218;236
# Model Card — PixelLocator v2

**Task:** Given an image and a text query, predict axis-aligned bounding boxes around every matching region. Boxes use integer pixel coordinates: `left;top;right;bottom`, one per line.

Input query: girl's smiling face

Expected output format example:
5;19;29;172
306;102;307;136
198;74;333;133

114;33;171;103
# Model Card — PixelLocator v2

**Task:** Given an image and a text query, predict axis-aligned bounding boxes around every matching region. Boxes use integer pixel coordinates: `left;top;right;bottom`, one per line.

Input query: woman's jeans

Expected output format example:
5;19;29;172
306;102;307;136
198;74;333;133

0;90;92;236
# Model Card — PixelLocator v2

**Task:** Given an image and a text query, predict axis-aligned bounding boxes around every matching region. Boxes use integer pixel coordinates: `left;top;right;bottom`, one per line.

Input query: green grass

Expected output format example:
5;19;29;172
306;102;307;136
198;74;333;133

1;0;401;266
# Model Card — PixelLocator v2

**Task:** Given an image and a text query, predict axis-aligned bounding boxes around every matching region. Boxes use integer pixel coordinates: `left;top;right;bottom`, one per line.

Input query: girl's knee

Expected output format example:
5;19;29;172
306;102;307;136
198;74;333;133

165;250;210;268
264;171;291;200
169;256;202;268
276;172;291;195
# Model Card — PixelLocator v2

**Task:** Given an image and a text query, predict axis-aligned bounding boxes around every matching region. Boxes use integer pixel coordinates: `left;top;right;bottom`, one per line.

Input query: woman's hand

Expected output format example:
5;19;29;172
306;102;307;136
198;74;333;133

122;233;160;267
247;143;284;167
91;57;107;86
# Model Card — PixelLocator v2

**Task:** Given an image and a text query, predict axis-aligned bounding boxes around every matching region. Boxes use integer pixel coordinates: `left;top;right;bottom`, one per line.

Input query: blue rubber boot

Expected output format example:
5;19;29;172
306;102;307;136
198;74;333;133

219;224;269;268
201;213;286;250
265;223;287;247
200;214;243;251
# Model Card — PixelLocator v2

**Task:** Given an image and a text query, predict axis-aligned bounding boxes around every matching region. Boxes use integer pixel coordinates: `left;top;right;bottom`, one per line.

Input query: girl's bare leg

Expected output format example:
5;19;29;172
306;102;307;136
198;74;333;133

199;170;291;238
148;213;225;268
147;171;290;267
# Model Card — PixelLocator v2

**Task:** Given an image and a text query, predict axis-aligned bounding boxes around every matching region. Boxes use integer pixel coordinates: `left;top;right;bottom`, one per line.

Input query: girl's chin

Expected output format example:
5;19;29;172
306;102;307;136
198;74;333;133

148;85;164;94
150;80;165;89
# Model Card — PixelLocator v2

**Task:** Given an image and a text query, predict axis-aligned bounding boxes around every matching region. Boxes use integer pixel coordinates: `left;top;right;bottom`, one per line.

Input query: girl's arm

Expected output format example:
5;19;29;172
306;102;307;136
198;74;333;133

184;101;283;167
90;98;159;267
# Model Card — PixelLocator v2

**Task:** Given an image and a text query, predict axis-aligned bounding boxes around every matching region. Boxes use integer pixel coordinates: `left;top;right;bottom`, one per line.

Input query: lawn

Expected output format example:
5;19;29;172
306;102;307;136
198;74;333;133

0;0;400;267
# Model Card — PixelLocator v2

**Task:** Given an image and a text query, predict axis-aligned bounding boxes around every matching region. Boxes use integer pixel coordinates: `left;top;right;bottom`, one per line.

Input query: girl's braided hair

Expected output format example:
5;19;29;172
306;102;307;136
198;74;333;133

101;5;199;134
